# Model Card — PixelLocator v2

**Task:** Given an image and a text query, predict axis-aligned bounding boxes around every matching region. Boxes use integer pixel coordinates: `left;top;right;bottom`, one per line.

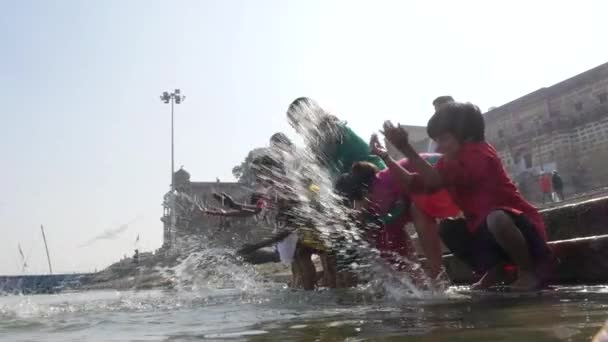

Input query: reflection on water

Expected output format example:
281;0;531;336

0;286;607;341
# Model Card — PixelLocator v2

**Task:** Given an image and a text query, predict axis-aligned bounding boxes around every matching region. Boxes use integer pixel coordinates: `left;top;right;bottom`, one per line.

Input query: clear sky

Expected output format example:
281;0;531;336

1;0;607;275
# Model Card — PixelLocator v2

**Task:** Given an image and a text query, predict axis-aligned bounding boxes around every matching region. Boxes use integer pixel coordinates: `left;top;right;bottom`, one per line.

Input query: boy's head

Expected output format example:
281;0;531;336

334;162;379;202
287;97;325;133
432;96;454;111
270;132;293;151
286;97;339;152
427;101;485;157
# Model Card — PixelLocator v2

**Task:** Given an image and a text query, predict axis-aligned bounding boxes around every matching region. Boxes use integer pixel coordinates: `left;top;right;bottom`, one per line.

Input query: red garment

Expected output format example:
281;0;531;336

371;156;460;222
255;198;268;209
403;156;461;219
370;222;416;272
540;174;552;193
411;142;547;240
368;156;460;268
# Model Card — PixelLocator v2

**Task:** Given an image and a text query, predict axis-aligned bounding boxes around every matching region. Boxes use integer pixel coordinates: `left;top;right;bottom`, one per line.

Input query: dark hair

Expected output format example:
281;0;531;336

432;96;454;107
334;162;379;201
427;101;485;142
287;97;319;125
270;132;293;146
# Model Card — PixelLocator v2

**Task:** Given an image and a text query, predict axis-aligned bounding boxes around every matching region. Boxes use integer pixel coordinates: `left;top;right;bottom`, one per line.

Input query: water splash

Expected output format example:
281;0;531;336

282;98;428;297
170;248;265;293
149;97;436;301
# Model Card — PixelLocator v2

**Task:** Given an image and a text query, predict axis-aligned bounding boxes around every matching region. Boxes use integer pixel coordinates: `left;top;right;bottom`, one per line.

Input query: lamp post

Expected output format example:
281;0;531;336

160;89;185;191
160;89;185;247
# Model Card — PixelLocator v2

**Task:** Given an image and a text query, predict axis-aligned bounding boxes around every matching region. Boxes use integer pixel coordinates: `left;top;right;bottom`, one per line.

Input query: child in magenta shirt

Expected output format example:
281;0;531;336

336;153;460;280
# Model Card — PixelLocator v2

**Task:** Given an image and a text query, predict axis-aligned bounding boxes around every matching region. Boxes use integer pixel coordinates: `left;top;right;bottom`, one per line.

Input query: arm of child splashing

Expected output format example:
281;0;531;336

200;207;261;218
370;130;442;194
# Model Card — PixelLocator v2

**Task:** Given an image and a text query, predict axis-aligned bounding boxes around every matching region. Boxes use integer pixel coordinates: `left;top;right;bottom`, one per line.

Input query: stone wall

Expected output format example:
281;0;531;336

484;62;608;201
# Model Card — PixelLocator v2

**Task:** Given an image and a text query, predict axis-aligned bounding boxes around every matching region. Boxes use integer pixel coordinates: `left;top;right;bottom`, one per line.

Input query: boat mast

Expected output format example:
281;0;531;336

40;225;53;274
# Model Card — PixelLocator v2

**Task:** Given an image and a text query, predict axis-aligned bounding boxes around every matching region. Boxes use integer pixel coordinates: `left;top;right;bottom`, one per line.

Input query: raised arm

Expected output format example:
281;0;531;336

201;207;261;218
212;192;259;211
370;124;443;193
382;121;443;190
369;134;417;191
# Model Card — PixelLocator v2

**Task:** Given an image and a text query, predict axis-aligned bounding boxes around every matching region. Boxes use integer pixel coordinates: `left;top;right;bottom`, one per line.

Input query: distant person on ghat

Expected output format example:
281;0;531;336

539;173;552;204
552;170;565;201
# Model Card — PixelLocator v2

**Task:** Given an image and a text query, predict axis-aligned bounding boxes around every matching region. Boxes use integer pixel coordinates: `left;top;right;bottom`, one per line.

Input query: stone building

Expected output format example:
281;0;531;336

160;168;264;249
385;62;608;203
484;62;608;201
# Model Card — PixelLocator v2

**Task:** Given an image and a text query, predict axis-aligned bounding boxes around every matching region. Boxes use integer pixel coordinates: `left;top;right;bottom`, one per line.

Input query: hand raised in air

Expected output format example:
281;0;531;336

369;134;389;159
381;121;410;149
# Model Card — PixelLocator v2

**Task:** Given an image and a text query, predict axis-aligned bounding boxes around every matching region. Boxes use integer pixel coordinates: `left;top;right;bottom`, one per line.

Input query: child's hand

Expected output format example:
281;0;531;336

382;121;409;149
369;134;389;159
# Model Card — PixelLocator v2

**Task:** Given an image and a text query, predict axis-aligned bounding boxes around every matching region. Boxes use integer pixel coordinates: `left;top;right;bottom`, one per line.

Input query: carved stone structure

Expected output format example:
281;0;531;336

161;168;267;249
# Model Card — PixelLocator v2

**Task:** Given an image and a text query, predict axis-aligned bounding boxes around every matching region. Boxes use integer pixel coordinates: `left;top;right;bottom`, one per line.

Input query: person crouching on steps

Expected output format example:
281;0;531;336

372;102;552;291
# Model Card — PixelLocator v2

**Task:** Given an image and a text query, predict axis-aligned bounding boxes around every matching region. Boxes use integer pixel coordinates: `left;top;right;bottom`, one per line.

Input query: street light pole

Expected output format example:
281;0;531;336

160;89;185;248
170;95;175;190
160;89;185;191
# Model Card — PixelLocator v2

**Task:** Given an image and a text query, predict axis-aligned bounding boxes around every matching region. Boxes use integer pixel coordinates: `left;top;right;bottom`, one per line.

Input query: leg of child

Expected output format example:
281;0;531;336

336;271;358;288
378;223;427;287
321;253;337;288
295;246;316;290
486;210;539;291
291;262;302;288
410;205;443;281
439;218;501;289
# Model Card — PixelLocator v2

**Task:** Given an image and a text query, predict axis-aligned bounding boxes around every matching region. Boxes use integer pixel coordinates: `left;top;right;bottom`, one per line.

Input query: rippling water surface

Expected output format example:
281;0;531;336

1;283;607;341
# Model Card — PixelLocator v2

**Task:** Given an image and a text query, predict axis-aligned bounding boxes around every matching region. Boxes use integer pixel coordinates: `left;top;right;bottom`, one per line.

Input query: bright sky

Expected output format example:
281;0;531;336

1;0;607;275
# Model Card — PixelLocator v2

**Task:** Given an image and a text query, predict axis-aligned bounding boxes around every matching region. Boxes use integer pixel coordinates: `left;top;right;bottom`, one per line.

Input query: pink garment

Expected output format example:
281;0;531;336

368;156;460;270
368;159;414;265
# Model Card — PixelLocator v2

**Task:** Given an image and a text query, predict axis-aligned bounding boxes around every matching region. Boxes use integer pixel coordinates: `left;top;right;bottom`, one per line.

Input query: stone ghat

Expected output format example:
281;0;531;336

542;194;608;240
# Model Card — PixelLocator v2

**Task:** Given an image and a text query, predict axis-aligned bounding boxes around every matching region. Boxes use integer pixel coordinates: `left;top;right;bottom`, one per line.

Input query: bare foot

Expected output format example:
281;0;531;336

471;266;499;290
509;271;541;291
430;269;451;292
593;321;608;342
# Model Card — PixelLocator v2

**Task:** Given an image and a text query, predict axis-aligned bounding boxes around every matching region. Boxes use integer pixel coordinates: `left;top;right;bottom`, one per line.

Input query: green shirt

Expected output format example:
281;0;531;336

327;123;387;178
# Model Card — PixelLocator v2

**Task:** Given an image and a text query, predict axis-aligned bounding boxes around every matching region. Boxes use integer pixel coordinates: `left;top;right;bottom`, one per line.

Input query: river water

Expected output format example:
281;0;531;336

2;277;608;341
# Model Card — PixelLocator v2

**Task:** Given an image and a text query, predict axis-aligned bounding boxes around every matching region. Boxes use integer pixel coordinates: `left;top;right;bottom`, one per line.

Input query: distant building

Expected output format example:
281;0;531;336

161;168;257;249
386;62;608;203
484;62;608;201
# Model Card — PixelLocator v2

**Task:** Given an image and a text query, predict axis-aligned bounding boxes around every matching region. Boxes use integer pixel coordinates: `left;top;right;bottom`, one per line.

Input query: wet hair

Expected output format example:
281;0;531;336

287;97;320;126
270;132;293;147
286;97;335;131
432;96;454;107
334;162;379;201
427;101;485;142
251;154;285;176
